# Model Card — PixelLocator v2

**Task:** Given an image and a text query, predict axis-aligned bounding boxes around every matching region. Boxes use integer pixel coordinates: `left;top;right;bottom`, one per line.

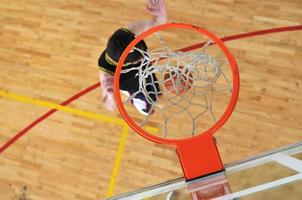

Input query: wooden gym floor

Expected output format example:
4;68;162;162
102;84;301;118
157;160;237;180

0;0;301;199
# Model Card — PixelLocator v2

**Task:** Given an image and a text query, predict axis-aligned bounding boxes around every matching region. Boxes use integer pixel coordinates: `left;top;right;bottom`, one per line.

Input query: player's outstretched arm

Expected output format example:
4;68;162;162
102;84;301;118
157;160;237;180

99;71;116;111
128;0;167;35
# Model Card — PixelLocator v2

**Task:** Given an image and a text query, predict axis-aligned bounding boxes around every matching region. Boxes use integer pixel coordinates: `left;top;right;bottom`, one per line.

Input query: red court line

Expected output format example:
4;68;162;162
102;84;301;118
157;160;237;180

179;25;302;52
1;25;301;154
0;83;100;154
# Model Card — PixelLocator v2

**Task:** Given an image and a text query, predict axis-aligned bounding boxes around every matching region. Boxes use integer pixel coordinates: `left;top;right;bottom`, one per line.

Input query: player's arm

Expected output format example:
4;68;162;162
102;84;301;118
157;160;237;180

99;71;116;111
127;0;167;35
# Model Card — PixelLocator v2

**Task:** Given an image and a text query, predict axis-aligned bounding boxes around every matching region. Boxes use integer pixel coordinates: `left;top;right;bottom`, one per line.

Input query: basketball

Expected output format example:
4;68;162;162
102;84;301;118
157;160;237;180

163;67;194;95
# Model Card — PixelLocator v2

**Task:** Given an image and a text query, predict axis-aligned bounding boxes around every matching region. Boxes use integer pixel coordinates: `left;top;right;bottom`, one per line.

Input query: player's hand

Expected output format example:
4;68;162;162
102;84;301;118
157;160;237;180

147;0;167;24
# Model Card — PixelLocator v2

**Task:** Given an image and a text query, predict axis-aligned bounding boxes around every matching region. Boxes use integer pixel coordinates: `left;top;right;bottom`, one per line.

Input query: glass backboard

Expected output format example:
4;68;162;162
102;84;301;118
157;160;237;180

107;142;302;200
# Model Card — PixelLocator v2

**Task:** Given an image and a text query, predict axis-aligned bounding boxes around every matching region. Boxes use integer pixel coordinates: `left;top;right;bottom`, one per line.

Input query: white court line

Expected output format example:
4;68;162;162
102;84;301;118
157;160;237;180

271;153;302;173
214;173;302;200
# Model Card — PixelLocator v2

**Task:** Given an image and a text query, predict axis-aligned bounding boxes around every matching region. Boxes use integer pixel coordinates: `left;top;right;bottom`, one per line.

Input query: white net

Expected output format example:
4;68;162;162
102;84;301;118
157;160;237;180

120;33;233;139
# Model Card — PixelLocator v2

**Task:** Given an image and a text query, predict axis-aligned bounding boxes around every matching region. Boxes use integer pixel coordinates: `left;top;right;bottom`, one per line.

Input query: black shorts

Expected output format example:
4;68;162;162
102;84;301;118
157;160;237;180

98;51;159;101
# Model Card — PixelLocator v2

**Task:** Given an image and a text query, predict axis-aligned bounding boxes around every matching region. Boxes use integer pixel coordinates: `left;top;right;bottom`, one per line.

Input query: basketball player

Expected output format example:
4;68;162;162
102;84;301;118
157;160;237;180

98;0;167;115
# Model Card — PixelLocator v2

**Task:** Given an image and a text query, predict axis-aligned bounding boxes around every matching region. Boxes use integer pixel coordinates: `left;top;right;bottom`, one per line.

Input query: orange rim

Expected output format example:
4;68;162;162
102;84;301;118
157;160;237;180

114;23;239;145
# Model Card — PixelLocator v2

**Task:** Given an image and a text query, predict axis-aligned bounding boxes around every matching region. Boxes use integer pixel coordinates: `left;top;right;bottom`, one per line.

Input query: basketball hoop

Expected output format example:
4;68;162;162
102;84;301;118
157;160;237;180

114;23;239;180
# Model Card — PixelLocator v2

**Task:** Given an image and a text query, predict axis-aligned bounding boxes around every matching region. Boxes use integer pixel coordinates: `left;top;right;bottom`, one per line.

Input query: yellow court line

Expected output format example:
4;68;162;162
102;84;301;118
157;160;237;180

0;90;126;126
106;125;129;198
0;90;159;197
0;90;160;133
